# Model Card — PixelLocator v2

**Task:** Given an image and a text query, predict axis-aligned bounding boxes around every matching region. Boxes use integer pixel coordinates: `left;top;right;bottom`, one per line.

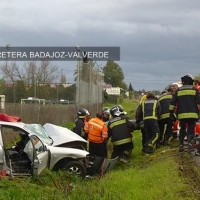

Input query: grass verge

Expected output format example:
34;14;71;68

1;100;200;199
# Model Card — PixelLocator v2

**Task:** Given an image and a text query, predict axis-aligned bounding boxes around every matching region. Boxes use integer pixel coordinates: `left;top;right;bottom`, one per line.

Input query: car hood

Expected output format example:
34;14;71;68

43;123;87;146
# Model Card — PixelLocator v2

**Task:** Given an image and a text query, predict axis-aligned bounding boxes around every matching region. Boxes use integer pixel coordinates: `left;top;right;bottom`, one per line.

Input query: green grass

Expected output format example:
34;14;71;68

62;131;199;200
1;99;200;200
68;160;187;200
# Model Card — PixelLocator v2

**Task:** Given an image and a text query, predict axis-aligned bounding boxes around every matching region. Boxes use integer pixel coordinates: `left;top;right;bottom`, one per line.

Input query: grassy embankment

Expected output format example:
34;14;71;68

0;99;200;200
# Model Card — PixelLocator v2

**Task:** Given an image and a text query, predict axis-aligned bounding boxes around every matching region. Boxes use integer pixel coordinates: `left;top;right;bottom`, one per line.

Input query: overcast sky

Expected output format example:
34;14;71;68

1;0;200;91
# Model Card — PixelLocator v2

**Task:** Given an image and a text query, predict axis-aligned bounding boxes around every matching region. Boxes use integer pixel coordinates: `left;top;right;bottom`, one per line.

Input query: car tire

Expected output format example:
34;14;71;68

63;160;86;178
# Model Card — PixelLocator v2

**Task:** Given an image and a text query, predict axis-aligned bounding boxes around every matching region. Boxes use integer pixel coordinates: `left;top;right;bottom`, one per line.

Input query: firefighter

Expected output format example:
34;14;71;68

135;106;146;152
136;92;161;154
172;83;179;94
88;113;108;158
157;88;174;146
171;83;181;139
117;105;128;117
107;106;135;163
72;108;87;138
194;79;200;93
102;107;110;125
135;93;147;152
102;107;110;158
140;92;147;102
83;110;91;140
169;74;200;152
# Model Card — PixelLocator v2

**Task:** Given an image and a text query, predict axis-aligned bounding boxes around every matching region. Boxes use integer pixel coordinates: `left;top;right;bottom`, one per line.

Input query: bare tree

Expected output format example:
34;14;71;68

0;61;18;83
23;61;38;87
0;60;59;85
38;60;59;84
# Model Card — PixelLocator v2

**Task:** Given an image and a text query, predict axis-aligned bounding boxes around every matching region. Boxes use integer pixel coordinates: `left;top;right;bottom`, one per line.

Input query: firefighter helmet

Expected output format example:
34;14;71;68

117;105;124;112
77;108;86;118
110;106;121;117
102;107;110;115
181;74;194;85
85;109;91;116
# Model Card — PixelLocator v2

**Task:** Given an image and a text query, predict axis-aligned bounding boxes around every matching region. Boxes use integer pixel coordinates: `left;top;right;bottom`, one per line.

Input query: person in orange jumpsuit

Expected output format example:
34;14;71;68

88;113;108;158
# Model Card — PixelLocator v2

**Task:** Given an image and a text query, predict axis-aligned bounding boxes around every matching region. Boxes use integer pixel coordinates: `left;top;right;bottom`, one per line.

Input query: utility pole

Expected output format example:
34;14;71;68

56;83;59;105
75;46;81;107
13;81;16;104
34;74;37;98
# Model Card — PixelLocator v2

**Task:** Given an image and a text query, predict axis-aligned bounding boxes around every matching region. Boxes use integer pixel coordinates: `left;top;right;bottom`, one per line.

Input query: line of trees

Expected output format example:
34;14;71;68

0;60;76;103
0;59;185;103
0;59;133;103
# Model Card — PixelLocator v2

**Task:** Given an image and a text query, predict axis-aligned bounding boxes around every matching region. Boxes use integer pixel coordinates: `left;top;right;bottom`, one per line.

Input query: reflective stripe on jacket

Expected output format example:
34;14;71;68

108;115;134;146
142;99;161;120
158;93;172;119
88;117;108;143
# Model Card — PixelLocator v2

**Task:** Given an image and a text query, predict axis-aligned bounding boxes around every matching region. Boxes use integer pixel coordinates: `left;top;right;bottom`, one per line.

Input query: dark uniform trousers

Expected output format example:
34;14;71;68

144;119;159;148
89;142;106;158
158;118;173;145
179;119;196;146
111;142;133;159
141;128;146;148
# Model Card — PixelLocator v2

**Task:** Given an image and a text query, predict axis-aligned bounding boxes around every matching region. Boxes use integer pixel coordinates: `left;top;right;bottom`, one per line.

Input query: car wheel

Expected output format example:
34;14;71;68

64;160;86;178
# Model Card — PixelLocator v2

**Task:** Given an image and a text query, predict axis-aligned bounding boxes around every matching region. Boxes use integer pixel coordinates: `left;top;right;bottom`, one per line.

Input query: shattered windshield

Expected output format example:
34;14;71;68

24;124;53;145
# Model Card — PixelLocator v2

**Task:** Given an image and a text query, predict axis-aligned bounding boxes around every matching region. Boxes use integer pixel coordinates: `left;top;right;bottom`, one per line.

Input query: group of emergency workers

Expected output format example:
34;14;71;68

72;74;200;162
136;74;200;153
72;105;135;163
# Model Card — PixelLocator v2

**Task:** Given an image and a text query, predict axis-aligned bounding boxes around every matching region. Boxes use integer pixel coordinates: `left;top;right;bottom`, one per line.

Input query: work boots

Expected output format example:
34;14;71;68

179;141;184;152
143;146;153;154
187;135;194;153
179;145;184;152
179;133;185;152
187;143;193;153
120;154;129;163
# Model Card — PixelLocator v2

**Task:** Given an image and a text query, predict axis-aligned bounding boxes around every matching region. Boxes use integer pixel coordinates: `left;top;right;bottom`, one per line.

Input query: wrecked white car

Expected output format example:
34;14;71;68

0;121;90;178
43;123;87;150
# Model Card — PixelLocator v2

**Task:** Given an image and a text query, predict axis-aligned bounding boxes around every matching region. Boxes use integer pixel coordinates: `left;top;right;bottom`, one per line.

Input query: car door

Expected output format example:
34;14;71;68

0;128;5;171
0;145;4;171
30;135;49;176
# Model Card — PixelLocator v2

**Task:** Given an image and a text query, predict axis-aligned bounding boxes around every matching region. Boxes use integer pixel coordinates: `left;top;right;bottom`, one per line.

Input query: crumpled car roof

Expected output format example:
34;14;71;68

43;123;87;146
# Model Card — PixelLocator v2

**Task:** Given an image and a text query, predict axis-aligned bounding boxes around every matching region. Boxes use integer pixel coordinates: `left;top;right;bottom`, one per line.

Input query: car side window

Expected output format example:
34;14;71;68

1;126;33;161
1;126;23;150
29;135;44;154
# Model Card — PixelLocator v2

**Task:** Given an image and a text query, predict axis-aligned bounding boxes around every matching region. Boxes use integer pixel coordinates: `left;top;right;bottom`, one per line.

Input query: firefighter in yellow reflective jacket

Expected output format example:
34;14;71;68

157;87;174;146
136;92;161;154
135;94;147;152
108;106;135;163
72;108;87;137
102;107;110;158
169;74;200;152
88;113;108;158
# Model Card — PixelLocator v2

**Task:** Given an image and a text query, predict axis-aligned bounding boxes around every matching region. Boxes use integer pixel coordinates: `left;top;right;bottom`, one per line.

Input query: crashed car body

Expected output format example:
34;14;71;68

43;123;87;149
0;121;90;178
